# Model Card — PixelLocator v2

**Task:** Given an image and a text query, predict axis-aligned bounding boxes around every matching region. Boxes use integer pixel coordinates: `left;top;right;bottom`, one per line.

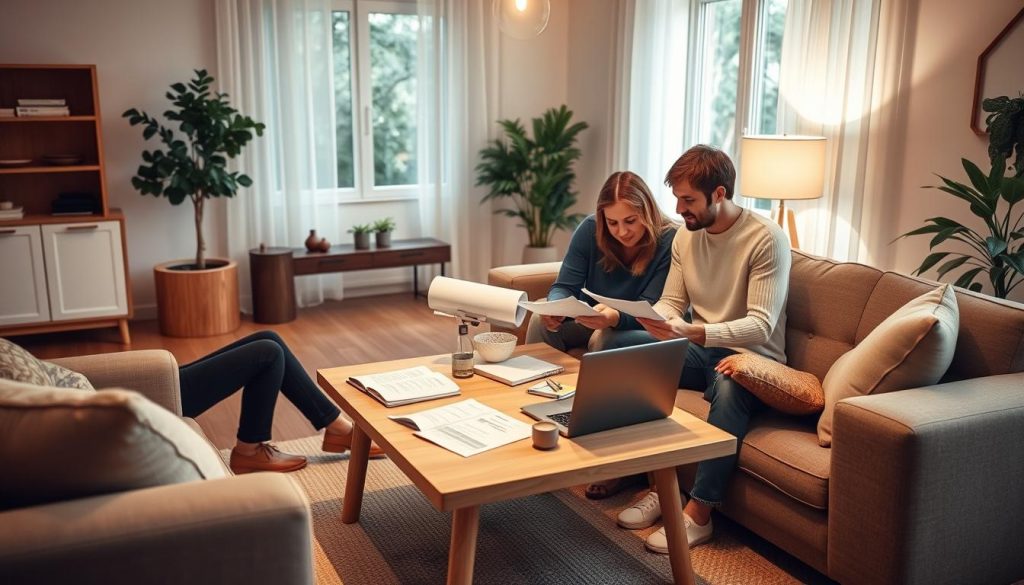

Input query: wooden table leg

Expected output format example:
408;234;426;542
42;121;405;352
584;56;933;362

341;424;371;524
653;468;696;585
447;506;480;585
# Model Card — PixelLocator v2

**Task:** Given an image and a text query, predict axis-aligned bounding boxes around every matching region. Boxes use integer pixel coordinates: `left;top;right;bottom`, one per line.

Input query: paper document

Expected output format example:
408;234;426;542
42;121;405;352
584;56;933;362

389;399;532;457
348;365;460;407
519;297;602;318
582;288;666;321
427;276;527;328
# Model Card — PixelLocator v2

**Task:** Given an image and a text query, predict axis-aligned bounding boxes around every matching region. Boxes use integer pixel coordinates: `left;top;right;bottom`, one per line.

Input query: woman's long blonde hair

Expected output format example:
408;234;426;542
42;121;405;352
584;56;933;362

595;171;676;275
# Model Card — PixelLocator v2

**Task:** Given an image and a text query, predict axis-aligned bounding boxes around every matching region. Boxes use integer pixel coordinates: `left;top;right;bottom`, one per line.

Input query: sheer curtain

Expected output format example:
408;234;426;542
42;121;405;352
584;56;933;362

215;0;344;310
776;0;912;262
415;1;499;283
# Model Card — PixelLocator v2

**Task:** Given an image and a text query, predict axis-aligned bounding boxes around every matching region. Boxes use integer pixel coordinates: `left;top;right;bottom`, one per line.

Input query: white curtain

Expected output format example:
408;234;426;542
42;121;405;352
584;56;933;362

415;1;499;284
776;0;912;262
215;0;344;310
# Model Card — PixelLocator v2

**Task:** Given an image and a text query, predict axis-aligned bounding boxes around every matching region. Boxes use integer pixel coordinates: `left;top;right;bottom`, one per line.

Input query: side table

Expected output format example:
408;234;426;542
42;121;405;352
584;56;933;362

249;246;297;324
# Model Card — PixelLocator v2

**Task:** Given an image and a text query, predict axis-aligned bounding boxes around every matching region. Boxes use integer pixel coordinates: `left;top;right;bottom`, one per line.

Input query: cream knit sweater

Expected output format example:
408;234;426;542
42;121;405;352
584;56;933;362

653;208;791;363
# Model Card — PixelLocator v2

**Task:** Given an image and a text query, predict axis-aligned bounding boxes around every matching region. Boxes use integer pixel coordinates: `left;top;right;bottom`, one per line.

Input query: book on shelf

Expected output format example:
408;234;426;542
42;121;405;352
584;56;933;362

388;398;532;457
17;99;67;107
527;380;576;400
0;208;25;220
16;106;70;117
0;108;14;117
473;355;564;386
347;365;460;407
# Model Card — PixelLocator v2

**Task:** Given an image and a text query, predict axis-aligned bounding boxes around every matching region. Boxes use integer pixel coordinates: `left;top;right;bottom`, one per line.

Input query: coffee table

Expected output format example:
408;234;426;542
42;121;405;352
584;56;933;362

317;343;736;585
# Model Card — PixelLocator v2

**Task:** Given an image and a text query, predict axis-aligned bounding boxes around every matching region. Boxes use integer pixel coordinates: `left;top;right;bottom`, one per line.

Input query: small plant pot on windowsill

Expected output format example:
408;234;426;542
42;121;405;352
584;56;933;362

375;231;392;248
353;232;371;250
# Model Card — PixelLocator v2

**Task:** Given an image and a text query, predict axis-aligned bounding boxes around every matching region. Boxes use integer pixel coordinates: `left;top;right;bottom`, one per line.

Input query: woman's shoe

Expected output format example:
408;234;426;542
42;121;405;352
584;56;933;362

323;427;386;458
230;443;307;475
585;474;643;500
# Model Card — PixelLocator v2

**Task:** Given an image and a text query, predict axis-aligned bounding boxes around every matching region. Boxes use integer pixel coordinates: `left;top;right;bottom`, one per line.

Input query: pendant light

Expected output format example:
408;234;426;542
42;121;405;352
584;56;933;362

493;0;551;39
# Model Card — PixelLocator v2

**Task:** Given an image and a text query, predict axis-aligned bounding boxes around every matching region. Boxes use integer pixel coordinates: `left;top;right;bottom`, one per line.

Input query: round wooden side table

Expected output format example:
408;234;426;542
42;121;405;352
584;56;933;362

249;246;297;324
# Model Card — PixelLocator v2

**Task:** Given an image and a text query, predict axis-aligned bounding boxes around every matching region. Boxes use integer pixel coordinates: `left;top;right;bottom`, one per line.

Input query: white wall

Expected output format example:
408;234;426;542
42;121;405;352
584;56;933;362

888;0;1023;301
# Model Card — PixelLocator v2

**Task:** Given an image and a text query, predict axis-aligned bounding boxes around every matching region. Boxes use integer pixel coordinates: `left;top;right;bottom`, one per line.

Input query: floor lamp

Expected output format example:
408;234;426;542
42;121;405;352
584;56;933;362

739;135;826;250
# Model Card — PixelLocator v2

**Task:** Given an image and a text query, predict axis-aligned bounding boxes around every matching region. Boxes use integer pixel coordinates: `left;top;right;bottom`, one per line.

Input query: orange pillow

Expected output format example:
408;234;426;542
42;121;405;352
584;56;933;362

719;353;824;415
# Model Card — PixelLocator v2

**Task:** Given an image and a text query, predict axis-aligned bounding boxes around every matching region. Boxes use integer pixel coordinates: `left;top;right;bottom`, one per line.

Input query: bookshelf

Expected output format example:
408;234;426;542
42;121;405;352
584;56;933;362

0;64;132;344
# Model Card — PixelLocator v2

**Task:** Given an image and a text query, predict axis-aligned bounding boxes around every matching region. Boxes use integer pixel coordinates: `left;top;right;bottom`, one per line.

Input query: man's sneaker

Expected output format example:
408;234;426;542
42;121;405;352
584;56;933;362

644;513;714;554
617;491;661;529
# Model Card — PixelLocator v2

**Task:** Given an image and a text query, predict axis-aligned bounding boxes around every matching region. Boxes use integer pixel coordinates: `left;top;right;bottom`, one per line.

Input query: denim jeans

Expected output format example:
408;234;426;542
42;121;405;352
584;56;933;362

540;317;659;353
179;330;341;443
682;344;767;507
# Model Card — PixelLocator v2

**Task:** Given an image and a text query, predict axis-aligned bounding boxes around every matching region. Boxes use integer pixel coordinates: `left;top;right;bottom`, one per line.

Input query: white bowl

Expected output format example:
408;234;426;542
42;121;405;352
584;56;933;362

472;331;518;363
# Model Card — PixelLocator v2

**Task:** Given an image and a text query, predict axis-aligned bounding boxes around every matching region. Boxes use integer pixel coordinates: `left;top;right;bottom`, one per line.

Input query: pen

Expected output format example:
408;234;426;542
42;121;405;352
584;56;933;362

546;378;562;392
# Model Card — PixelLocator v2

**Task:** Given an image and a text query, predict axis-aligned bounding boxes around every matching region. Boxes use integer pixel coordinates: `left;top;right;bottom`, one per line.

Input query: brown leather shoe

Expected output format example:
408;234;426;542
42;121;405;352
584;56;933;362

230;443;307;475
322;427;386;458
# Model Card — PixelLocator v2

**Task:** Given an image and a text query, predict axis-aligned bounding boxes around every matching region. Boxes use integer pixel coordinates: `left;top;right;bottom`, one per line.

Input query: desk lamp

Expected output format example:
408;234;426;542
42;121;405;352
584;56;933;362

738;135;826;249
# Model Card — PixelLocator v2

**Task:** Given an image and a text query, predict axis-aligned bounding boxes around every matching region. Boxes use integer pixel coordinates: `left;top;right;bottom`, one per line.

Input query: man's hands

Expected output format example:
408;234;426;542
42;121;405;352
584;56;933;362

574;303;620;331
637;316;706;345
541;314;566;332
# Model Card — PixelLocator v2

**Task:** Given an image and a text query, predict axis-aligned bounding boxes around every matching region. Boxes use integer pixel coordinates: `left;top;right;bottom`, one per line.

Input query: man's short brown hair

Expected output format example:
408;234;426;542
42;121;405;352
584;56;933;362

664;145;736;203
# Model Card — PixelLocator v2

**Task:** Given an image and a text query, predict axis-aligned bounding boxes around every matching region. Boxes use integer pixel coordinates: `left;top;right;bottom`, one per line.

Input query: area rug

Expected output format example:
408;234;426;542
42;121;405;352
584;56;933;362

228;435;833;585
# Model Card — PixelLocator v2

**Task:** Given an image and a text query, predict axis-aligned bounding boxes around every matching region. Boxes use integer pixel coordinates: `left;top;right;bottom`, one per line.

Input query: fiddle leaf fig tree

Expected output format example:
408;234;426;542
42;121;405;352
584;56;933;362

475;105;588;248
124;69;265;269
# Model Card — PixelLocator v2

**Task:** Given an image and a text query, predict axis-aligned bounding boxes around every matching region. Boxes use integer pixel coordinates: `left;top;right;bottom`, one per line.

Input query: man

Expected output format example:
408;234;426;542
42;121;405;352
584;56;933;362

619;144;791;553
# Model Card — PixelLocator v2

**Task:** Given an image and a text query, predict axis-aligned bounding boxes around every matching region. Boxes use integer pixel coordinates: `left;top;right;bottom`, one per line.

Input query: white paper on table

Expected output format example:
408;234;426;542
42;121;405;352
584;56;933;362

427;276;527;328
582;287;666;321
518;297;601;318
390;399;532;457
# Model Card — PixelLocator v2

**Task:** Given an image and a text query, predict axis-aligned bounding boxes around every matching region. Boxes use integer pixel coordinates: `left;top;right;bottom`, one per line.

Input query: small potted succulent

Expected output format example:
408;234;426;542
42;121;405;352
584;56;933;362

373;217;396;248
348;224;372;250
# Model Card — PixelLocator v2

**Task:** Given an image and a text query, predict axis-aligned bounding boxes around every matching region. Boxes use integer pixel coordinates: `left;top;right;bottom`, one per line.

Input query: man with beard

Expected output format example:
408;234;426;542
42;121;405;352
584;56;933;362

616;144;791;554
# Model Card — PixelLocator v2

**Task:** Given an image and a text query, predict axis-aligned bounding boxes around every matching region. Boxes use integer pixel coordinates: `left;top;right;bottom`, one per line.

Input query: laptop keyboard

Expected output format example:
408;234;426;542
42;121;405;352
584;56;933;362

548;411;572;427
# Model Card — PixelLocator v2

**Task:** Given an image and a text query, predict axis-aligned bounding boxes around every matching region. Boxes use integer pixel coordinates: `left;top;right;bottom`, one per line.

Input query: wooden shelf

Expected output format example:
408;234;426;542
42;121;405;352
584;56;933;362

0;116;97;123
0;165;100;175
0;209;124;228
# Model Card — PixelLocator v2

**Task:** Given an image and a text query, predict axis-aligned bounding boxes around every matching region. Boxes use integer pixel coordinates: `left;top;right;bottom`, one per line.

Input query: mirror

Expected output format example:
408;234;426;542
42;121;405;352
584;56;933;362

972;8;1024;135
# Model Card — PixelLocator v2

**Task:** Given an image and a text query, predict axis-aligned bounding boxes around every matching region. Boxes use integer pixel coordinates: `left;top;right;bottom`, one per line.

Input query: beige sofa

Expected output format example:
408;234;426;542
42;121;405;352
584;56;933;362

489;250;1024;585
0;350;314;585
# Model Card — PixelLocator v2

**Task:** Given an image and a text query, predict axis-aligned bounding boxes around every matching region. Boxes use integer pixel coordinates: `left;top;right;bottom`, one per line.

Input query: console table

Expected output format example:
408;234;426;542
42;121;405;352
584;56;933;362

250;238;450;323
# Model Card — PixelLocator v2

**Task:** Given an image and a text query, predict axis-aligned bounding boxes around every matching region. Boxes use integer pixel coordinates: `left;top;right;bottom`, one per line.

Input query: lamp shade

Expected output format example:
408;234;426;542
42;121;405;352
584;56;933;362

493;0;551;39
739;135;827;200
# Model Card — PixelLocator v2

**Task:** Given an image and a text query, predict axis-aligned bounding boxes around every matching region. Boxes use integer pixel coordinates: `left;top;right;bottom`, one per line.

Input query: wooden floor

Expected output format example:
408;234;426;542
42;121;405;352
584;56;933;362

11;294;455;449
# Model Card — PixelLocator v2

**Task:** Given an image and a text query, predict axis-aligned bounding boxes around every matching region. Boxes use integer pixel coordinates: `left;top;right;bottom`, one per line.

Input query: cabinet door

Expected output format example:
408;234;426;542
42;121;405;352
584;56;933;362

41;221;128;321
0;225;51;326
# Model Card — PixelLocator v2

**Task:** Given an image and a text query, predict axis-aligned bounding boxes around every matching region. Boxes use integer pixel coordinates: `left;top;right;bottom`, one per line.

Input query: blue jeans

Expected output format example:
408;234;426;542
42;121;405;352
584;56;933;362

540;318;659;352
683;344;767;507
179;330;341;443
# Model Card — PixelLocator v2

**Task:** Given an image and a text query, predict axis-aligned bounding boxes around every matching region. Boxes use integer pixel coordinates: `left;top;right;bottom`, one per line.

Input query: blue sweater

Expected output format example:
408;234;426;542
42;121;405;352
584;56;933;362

548;215;676;331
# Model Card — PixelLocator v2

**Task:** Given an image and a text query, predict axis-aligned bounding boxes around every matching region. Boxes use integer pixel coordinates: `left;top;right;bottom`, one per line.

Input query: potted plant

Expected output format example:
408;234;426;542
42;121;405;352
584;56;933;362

373;217;396;248
124;69;265;337
475;105;588;263
898;93;1024;298
349;224;372;250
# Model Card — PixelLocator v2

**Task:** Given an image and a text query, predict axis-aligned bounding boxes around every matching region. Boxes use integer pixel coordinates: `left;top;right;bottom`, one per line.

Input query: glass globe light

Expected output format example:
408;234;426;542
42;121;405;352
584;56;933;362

493;0;551;40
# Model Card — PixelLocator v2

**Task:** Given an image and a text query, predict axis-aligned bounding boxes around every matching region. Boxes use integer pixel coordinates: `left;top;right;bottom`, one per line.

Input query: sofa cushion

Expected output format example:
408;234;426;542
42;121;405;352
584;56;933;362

817;284;959;447
0;379;227;510
0;338;94;391
718;352;824;415
675;390;830;509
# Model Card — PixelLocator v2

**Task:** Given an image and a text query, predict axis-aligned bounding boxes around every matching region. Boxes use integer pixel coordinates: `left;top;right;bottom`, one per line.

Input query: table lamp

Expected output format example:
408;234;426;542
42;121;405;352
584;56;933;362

738;135;827;249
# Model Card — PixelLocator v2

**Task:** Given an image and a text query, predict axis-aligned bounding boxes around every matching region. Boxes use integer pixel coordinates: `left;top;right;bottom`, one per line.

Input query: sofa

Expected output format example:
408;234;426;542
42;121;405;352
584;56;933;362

489;249;1024;585
0;349;314;585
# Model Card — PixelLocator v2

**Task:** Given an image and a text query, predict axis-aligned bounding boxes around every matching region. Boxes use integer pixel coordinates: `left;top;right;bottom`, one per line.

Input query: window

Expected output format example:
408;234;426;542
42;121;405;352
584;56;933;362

691;0;743;153
332;0;419;199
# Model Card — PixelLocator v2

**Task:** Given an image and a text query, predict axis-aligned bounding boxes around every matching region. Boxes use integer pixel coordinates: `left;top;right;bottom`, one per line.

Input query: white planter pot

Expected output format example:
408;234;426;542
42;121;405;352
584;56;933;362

522;246;559;264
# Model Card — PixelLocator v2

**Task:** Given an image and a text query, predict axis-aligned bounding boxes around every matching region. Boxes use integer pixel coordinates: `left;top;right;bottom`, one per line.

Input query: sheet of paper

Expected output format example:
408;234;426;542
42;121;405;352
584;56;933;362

518;297;602;318
389;399;532;457
582;288;666;321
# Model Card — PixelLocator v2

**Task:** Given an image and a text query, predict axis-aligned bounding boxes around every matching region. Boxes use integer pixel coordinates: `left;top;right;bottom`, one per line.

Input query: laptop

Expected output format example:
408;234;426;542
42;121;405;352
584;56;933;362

521;338;689;438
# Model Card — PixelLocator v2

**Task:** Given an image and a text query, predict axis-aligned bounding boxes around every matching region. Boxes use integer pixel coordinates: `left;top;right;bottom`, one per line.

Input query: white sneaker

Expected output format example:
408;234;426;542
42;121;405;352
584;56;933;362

644;513;713;554
617;491;661;529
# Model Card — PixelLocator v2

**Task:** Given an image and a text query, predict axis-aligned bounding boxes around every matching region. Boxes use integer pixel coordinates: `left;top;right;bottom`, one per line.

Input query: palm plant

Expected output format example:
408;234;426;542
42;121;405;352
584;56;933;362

475;105;588;248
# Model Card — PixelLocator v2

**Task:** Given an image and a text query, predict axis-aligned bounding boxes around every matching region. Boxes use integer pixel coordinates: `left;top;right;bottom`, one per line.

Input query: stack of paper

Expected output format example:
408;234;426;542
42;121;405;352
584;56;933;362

347;365;460;407
389;399;532;457
473;355;564;386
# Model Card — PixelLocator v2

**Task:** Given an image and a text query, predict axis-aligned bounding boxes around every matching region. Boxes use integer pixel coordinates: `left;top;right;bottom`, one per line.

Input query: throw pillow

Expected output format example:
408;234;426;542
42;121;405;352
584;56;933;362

718;352;824;415
816;284;959;447
0;338;94;391
0;380;227;510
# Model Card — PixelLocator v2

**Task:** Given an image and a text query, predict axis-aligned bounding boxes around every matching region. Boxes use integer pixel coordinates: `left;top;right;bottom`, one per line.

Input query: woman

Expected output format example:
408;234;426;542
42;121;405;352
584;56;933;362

180;330;383;474
537;170;677;355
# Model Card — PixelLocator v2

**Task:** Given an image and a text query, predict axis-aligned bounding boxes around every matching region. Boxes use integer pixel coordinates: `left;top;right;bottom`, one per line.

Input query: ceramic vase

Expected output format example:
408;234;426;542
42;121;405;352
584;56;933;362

305;230;320;252
522;245;559;264
318;238;331;252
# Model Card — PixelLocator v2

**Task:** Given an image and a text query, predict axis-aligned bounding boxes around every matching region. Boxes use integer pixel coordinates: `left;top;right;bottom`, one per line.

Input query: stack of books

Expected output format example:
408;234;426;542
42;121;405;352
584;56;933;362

0;108;15;118
0;206;25;221
16;99;69;117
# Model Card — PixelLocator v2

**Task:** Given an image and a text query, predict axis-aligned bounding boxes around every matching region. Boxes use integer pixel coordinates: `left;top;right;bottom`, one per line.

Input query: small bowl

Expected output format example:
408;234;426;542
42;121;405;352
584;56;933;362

472;331;518;363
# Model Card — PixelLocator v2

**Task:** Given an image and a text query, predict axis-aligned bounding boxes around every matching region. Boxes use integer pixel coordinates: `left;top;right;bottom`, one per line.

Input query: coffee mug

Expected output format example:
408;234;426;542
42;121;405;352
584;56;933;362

532;421;559;450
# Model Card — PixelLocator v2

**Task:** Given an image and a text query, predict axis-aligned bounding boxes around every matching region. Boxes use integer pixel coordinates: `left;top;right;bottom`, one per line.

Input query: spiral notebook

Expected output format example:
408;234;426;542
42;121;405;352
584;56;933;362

473;355;564;386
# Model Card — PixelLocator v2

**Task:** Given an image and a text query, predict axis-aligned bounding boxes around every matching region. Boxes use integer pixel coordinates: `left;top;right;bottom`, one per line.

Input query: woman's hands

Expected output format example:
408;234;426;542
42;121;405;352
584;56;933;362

541;314;566;332
574;303;620;330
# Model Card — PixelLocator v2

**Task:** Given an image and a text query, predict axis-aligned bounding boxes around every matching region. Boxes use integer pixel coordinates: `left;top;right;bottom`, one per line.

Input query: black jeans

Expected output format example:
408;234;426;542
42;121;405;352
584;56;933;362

179;330;341;443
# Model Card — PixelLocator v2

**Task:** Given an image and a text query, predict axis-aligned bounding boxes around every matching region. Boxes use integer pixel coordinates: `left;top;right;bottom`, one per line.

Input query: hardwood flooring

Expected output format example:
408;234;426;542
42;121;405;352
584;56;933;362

11;294;456;448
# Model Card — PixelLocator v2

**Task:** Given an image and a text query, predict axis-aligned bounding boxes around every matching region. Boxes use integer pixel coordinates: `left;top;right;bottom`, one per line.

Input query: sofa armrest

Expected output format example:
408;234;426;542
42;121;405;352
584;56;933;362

0;473;313;585
51;350;182;415
488;262;562;343
828;372;1024;585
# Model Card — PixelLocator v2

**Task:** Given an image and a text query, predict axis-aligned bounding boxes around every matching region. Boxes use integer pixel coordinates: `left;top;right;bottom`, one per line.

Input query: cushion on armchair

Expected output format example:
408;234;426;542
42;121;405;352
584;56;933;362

0;338;93;391
817;284;959;447
0;380;227;510
718;352;824;415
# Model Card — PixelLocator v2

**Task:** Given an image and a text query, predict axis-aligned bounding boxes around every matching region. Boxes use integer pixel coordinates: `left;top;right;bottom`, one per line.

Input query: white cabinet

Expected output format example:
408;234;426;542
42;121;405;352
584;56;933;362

0;221;127;327
41;221;128;321
0;225;51;326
